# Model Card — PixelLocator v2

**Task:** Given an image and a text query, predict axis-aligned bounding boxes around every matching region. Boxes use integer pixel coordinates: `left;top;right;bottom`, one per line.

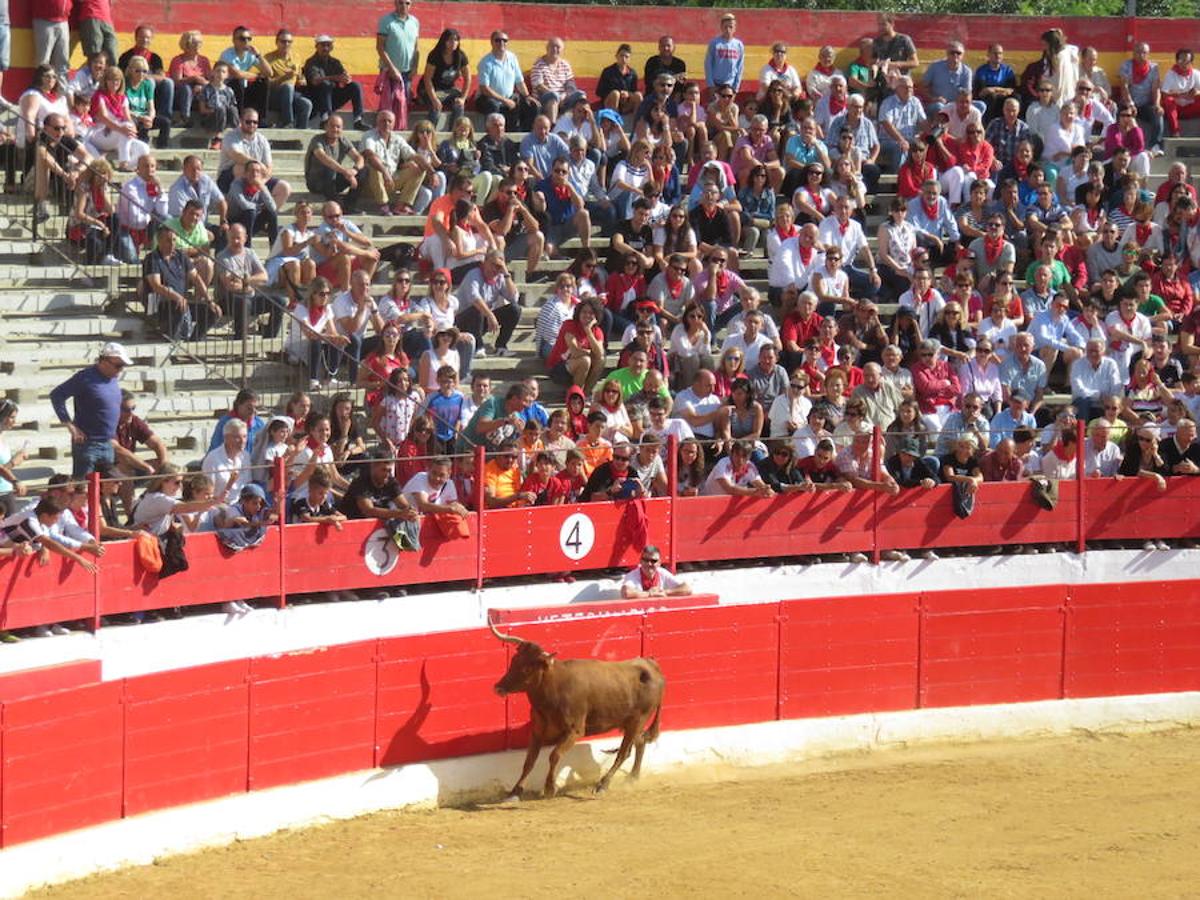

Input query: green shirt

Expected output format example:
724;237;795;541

164;216;211;252
1138;293;1167;318
125;79;155;118
1024;259;1070;294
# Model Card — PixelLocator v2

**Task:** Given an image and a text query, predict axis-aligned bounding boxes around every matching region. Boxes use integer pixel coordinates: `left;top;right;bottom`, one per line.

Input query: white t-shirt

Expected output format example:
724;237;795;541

331;292;377;339
402;471;459;510
620;565;686;594
131;491;181;537
720;331;774;370
674;388;723;438
201;447;251;500
288;444;334;497
702;457;761;495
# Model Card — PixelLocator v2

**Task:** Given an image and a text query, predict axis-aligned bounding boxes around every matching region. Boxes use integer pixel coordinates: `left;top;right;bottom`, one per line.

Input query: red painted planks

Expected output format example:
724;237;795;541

248;642;377;790
642;604;779;731
375;630;508;767
122;661;251;816
673;493;875;562
919;587;1067;708
489;594;719;627
0;660;101;703
1065;581;1200;698
1;681;123;847
0;554;94;631
99;533;281;617
481;500;671;579
875;482;1078;553
780;594;919;718
1084;478;1200;542
283;518;477;596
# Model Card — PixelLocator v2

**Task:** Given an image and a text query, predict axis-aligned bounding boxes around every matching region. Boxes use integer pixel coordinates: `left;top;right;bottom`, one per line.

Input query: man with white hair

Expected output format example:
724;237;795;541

530;37;586;123
201;418;251;500
1069;338;1122;421
1085;418;1123;477
878;76;925;170
360;109;429;215
828;93;881;193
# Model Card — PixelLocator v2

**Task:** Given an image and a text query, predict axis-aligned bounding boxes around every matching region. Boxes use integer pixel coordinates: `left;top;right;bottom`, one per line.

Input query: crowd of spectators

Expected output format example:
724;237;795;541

8;10;1200;626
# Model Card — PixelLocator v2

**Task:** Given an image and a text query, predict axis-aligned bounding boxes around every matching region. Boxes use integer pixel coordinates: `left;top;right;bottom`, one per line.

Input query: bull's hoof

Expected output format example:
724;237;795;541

593;782;609;795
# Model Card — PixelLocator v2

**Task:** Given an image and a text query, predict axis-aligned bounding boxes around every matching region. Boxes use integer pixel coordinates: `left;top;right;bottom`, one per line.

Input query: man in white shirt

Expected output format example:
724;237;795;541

1161;48;1200;137
720;310;773;369
117;153;169;264
619;544;691;598
816;196;880;297
331;268;383;382
702;440;773;497
402;457;468;517
1070;339;1124;421
1085;419;1123;477
673;369;728;440
1031;294;1085;372
201;419;251;500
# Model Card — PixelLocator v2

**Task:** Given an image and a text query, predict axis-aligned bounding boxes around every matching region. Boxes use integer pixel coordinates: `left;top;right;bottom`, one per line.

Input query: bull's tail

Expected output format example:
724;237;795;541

643;700;662;744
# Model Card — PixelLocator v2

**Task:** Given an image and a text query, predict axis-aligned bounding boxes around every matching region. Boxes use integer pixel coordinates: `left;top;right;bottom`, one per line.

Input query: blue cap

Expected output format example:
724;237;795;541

597;109;623;129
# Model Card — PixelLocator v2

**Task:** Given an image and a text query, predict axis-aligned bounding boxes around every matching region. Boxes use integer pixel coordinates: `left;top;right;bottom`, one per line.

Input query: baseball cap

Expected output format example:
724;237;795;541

897;436;921;456
99;341;133;366
314;34;334;45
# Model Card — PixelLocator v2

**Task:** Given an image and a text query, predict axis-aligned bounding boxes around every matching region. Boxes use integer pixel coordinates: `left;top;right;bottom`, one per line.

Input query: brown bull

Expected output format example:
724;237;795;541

490;621;665;799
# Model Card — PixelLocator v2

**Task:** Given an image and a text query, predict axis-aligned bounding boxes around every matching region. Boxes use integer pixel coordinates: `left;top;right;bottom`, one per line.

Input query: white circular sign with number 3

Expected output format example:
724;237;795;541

559;512;595;561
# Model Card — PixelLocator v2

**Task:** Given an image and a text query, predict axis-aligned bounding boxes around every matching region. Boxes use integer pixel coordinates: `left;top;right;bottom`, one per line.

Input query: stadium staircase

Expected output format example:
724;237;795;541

0;117;1185;487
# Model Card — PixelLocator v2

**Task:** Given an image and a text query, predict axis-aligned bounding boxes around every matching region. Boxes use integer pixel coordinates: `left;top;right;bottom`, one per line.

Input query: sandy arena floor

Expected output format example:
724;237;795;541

35;727;1200;899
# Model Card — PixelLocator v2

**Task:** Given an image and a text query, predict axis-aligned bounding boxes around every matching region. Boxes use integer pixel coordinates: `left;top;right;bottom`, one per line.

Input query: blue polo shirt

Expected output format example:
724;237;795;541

50;365;121;441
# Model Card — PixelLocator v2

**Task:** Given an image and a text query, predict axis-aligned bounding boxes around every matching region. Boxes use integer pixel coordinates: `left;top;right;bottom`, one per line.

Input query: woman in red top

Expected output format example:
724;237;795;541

896;139;935;201
358;324;410;409
89;66;149;169
935;124;995;207
911;339;962;430
604;255;647;337
394;415;435;485
547;299;605;391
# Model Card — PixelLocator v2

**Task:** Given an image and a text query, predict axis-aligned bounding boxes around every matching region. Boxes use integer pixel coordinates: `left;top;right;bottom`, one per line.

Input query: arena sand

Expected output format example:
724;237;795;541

35;727;1200;898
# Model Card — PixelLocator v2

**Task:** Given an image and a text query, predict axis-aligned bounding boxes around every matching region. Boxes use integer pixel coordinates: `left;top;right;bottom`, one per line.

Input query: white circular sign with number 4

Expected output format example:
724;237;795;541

559;512;595;561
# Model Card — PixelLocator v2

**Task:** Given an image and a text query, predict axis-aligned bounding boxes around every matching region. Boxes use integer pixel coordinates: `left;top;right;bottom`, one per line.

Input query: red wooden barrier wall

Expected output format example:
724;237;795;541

6;579;1200;849
4;475;1200;634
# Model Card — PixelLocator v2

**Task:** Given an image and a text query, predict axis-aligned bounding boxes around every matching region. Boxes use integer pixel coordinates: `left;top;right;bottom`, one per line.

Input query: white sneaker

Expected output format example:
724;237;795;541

474;346;488;359
101;254;124;267
881;549;909;562
495;347;513;357
32;625;51;637
848;552;869;564
921;549;939;560
1156;540;1171;551
50;623;71;635
1143;540;1158;551
236;600;253;614
222;601;249;616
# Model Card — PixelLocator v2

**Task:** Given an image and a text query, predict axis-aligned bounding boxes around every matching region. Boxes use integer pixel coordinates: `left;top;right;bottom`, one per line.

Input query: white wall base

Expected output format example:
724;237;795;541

3;690;1198;898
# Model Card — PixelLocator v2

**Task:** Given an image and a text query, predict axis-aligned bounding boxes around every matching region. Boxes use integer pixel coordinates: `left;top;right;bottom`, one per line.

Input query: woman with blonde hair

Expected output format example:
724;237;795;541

88;66;150;169
437;116;495;202
168;30;211;124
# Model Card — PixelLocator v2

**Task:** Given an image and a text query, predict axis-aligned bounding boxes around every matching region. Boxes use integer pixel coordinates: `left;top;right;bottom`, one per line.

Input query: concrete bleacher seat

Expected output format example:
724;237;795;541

1;120;1189;485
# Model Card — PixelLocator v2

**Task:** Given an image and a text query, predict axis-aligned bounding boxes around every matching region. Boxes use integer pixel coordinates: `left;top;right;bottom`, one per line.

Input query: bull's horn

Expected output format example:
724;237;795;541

488;620;523;645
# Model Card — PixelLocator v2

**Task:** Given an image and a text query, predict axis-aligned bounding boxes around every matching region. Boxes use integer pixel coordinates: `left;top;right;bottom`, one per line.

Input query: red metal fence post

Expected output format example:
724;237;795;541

1076;418;1086;555
474;444;486;591
870;425;882;565
88;471;102;631
275;456;287;610
667;433;678;570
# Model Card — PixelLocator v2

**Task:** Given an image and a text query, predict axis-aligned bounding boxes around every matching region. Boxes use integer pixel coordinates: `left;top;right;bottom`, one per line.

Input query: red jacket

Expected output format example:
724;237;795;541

912;360;961;413
939;136;996;180
781;311;823;349
897;160;936;200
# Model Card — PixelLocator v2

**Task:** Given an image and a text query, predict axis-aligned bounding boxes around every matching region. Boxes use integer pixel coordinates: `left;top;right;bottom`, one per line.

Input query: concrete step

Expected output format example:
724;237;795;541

1;289;111;314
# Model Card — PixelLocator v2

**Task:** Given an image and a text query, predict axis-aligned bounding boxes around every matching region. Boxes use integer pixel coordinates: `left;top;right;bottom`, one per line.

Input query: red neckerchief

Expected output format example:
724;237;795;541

1131;59;1152;83
552;183;571;201
145;180;160;198
837;218;849;235
1118;204;1132;219
1014;160;1029;180
797;244;814;265
730;461;749;481
770;60;788;74
984;236;1005;265
1086;207;1101;228
815;63;835;76
776;225;798;241
808;188;824;213
306;435;324;452
1052;442;1074;462
915;288;933;305
514;182;528;201
1173;63;1193;79
715;270;731;294
45;89;60;103
702;204;719;220
920;197;939;221
244;183;260;197
828;95;847;116
666;274;684;299
90;182;106;214
640;566;660;590
652;163;669;185
1082;101;1094;118
1136;222;1153;245
133;48;152;60
308;304;324;326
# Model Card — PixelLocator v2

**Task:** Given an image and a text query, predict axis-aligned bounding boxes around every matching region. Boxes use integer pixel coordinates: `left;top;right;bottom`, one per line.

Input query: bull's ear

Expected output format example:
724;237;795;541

540;651;557;665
